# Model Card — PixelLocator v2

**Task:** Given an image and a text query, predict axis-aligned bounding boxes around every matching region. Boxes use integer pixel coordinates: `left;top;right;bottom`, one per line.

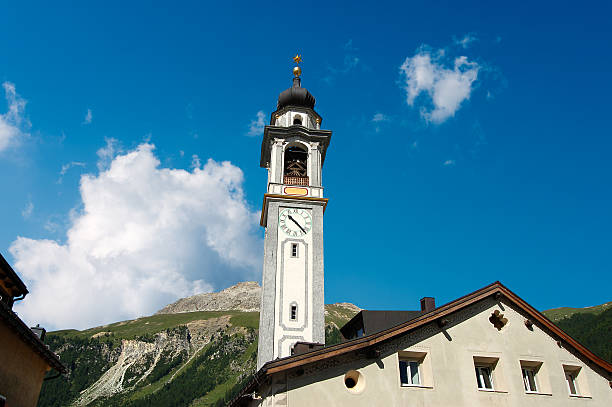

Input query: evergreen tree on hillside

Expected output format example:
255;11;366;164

554;307;612;363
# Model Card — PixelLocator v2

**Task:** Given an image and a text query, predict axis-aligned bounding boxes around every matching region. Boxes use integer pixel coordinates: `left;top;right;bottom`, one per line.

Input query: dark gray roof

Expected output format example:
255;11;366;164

277;77;315;110
340;310;423;339
277;86;315;110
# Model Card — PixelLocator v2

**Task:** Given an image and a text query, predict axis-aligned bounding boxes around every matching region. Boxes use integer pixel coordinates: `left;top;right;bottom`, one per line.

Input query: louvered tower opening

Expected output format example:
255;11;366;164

283;146;308;186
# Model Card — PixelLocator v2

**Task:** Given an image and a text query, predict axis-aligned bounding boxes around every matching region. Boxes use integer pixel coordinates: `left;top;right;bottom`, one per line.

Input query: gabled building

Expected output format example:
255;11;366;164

231;282;612;406
0;253;66;407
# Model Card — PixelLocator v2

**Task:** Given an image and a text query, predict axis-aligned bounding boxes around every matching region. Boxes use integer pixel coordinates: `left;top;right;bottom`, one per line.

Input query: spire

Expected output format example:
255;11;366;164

276;54;315;110
292;54;302;88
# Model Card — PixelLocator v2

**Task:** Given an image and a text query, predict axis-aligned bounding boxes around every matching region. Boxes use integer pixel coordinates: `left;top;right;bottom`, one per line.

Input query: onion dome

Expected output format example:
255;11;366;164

277;55;316;109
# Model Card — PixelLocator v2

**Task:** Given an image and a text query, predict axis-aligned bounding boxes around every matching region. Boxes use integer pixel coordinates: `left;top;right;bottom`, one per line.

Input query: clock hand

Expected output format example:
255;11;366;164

288;215;307;234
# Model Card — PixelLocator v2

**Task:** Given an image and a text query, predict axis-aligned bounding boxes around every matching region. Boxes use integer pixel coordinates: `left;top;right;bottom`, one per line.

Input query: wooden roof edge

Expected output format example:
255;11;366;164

264;281;612;375
495;282;612;374
0;252;28;296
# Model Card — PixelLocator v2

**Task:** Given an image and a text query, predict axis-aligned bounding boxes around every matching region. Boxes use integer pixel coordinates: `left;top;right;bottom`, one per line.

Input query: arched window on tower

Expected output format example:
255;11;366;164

293;115;302;125
284;145;308;186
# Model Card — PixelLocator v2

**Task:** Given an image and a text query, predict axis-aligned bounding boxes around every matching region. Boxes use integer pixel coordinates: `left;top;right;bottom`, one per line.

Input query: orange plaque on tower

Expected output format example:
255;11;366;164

284;187;308;196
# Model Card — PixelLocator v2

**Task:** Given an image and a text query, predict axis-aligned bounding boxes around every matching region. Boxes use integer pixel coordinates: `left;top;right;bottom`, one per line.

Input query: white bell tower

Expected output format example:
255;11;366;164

257;56;332;369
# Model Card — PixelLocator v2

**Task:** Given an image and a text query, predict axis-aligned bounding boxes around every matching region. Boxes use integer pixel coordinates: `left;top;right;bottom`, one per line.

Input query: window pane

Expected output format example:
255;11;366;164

527;370;537;392
409;361;420;385
399;361;408;385
482;367;493;389
522;369;529;391
475;367;483;389
566;372;577;395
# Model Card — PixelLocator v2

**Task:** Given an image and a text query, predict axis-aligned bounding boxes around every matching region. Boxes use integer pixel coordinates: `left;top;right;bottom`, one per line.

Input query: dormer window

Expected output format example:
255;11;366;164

284;145;308;186
293;115;302;125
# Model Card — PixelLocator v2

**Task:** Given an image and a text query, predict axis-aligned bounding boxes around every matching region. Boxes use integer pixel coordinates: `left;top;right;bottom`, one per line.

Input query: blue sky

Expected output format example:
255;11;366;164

1;1;610;330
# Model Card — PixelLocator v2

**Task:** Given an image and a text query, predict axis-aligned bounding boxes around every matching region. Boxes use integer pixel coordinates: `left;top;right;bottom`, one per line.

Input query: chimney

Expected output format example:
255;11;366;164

31;324;46;341
420;297;435;312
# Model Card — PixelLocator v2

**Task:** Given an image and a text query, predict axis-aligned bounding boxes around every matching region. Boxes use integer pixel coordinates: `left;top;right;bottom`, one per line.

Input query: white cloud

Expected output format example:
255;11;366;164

443;159;456;166
11;143;262;330
399;49;479;124
454;34;477;49
247;111;266;137
372;113;388;122
191;154;201;169
96;137;120;171
0;82;28;152
44;220;60;233
83;108;92;125
22;200;34;219
371;113;390;133
57;161;86;184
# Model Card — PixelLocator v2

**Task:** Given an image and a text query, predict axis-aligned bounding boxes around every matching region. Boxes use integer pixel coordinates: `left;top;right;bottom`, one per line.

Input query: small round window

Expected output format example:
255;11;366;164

343;370;365;393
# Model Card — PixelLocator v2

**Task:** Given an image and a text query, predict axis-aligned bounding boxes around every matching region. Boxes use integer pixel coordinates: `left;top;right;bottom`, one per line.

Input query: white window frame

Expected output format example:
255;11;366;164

399;359;421;386
475;366;494;391
521;367;538;393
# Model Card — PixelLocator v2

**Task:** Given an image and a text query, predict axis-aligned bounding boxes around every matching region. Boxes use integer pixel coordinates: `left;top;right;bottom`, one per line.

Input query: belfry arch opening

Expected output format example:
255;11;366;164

284;145;308;186
293;115;303;125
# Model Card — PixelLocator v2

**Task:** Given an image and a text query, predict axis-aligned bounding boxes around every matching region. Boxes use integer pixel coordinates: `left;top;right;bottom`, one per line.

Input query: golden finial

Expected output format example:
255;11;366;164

293;54;302;77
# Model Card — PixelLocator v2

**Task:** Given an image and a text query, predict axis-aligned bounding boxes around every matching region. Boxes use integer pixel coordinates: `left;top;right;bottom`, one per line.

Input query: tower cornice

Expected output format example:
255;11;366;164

259;193;328;227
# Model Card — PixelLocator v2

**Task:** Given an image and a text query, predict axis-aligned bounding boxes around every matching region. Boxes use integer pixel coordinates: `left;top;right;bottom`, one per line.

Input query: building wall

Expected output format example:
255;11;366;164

267;298;611;406
0;320;50;407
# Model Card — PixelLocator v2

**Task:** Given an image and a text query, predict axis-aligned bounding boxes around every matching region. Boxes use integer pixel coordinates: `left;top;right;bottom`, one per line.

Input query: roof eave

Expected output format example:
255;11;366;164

0;252;29;297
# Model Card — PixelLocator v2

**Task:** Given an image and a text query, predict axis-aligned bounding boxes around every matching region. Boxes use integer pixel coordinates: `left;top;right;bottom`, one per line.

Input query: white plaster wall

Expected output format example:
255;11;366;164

276;111;317;130
273;207;314;359
280;299;612;407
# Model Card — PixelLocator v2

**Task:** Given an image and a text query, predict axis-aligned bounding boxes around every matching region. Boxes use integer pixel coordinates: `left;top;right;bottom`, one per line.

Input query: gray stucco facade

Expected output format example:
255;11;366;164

257;197;327;369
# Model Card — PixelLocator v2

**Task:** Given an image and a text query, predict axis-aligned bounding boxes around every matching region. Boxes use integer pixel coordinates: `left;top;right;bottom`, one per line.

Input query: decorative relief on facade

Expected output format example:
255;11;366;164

489;309;508;331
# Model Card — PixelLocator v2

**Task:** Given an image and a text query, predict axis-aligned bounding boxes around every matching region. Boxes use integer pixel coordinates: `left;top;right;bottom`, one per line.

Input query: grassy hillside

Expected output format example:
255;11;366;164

51;310;259;343
38;305;358;407
542;301;612;322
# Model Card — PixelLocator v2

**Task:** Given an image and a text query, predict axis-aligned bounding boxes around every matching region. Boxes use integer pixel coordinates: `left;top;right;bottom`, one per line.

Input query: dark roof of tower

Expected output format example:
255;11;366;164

277;77;316;110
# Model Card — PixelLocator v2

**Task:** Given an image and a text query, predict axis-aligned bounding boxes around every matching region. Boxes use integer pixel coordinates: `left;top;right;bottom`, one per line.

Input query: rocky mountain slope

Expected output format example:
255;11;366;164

156;282;261;314
38;283;360;407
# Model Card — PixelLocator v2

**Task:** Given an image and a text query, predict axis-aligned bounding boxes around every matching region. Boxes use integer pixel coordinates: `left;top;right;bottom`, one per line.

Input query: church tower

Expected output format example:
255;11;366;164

257;56;332;369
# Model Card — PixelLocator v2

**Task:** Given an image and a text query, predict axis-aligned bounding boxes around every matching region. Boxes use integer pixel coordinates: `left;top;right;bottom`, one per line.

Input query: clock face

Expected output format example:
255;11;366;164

279;208;312;237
